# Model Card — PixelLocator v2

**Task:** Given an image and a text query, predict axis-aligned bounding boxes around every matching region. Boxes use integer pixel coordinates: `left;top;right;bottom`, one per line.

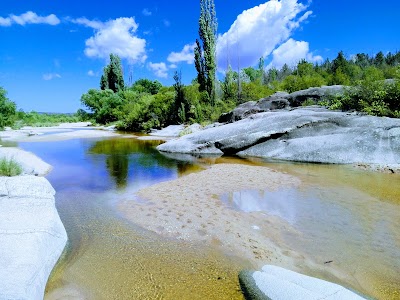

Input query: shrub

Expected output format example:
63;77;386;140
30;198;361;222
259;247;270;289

0;87;17;130
0;157;23;176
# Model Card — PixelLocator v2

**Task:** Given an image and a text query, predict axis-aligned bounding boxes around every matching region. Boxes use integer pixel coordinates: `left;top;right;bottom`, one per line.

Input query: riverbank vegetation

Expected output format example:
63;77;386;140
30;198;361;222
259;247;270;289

79;50;400;131
0;157;22;176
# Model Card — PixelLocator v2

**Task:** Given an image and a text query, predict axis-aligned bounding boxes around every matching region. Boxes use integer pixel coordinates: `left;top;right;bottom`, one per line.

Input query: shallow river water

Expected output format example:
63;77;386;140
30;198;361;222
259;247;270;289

18;136;400;300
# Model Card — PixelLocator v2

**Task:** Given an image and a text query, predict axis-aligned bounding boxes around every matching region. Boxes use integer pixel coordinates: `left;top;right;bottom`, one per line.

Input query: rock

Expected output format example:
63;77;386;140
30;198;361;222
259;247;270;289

287;85;344;107
239;265;367;300
149;125;185;137
179;123;203;136
0;175;68;300
219;101;263;123
157;107;400;168
258;92;291;111
0;147;52;176
219;86;345;123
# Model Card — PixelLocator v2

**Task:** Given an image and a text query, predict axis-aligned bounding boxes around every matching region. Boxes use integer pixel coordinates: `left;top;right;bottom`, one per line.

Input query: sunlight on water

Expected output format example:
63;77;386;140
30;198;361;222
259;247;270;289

220;162;400;300
18;137;400;300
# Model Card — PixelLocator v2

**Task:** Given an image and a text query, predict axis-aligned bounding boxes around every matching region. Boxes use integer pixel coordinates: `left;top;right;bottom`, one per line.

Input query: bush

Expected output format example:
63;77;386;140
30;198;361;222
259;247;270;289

324;79;400;117
0;158;23;176
0;87;17;130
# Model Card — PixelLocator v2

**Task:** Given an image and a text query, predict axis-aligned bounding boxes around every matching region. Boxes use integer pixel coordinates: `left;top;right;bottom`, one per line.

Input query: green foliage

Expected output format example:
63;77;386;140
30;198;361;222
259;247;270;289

100;54;125;93
81;89;124;124
324;79;400;117
131;79;162;95
0;157;22;177
195;0;217;105
221;66;237;101
240;82;273;103
173;70;189;123
15;111;80;127
0;87;17;130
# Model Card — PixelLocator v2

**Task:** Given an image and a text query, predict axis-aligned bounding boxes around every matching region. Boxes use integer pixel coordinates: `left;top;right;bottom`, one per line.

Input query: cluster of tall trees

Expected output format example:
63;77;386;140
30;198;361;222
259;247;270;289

78;0;400;130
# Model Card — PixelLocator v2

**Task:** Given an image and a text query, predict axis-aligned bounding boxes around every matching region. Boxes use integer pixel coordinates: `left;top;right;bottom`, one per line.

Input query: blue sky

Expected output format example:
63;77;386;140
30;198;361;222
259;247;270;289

1;0;399;113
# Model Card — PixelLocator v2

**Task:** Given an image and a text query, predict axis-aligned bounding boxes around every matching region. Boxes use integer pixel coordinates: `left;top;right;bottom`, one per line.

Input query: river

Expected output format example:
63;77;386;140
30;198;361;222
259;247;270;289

18;136;400;300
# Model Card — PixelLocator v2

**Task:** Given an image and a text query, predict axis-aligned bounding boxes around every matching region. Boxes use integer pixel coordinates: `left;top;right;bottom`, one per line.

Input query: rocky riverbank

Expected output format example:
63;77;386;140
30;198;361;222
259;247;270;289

157;106;400;173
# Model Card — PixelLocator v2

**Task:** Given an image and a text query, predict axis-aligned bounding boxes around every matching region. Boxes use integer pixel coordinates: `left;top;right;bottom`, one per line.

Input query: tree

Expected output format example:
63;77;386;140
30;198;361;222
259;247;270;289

173;70;188;123
194;0;217;105
131;79;162;95
100;54;125;93
0;87;16;129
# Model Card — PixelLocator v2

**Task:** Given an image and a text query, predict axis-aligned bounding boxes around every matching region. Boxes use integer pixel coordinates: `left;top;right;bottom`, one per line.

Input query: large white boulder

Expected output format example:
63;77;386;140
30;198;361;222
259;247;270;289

0;176;67;300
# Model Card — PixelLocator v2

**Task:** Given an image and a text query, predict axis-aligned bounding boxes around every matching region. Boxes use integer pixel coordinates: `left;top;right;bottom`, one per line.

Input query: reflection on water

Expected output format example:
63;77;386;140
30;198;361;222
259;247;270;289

20;137;244;300
17;137;400;299
220;165;400;300
221;189;298;224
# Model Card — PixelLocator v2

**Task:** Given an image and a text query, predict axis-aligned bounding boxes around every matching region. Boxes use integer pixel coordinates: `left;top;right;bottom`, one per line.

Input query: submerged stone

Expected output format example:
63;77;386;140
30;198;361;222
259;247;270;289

239;265;368;300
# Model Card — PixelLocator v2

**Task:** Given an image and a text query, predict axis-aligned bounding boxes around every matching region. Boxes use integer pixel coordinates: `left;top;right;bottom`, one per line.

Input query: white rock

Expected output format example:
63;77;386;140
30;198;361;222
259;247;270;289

0;176;67;300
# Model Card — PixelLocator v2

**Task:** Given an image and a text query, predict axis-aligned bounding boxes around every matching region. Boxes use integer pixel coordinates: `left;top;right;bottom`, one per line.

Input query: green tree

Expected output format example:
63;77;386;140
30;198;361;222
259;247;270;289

0;87;16;129
100;54;125;93
81;89;124;124
194;0;217;105
221;65;237;101
131;79;162;95
173;70;188;123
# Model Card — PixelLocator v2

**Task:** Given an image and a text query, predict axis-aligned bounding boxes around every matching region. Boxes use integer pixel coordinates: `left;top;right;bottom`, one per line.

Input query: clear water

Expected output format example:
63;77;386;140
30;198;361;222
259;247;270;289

221;161;400;299
20;138;246;300
17;137;400;299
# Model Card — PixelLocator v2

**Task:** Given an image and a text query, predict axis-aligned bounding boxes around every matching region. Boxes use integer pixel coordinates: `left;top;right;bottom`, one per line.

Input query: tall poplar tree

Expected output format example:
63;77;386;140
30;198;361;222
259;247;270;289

194;0;217;105
100;54;125;93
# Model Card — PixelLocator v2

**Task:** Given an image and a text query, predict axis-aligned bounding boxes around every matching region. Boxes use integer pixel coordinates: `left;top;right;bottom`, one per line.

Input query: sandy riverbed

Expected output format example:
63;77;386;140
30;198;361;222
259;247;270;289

118;164;313;269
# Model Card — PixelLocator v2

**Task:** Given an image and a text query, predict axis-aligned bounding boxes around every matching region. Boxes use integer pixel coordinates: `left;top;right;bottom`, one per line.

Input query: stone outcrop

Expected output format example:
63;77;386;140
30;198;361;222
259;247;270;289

0;147;52;176
157;106;400;170
219;86;344;123
239;265;367;300
0;175;67;300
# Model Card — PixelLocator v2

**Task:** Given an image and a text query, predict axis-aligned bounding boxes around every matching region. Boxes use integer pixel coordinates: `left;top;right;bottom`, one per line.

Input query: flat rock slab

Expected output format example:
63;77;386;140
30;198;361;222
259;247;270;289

239;265;367;300
0;176;67;300
157;107;400;169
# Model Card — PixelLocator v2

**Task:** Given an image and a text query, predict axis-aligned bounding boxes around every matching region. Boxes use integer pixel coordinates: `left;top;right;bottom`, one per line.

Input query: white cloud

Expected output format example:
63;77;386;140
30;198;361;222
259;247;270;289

0;17;12;26
81;17;147;64
267;38;322;69
0;11;60;26
169;64;177;69
142;8;152;16
87;70;96;76
163;19;170;27
167;43;195;64
216;0;312;71
43;73;61;80
148;62;168;78
71;17;103;29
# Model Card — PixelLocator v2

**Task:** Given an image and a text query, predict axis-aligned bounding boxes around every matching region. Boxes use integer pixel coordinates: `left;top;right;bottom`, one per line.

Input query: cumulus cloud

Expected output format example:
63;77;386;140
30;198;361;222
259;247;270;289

216;0;312;71
148;62;168;78
167;43;195;64
78;17;147;64
0;11;60;26
142;8;152;16
43;73;61;80
87;70;96;76
267;38;322;69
